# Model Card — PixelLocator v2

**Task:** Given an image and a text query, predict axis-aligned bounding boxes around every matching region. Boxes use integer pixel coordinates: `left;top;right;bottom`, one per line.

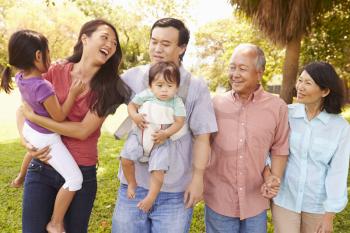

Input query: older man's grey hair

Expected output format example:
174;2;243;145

232;43;266;72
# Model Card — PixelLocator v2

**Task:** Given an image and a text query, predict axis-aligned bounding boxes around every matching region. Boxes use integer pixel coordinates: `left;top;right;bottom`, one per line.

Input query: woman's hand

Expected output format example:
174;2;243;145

28;146;51;163
315;213;334;233
261;174;280;199
22;138;51;163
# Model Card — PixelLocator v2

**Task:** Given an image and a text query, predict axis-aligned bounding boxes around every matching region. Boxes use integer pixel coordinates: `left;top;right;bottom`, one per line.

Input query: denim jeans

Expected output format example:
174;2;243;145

112;184;193;233
22;159;97;233
205;205;267;233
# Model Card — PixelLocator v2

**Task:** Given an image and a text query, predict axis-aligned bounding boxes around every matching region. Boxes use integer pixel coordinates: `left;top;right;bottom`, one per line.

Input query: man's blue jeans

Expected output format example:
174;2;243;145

112;184;193;233
22;159;97;233
205;205;267;233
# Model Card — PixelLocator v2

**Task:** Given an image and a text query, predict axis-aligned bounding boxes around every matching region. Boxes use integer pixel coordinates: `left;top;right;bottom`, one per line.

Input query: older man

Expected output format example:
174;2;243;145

204;43;289;233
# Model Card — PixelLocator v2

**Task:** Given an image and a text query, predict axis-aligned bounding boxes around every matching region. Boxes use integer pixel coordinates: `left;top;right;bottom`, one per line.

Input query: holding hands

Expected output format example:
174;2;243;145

261;166;281;199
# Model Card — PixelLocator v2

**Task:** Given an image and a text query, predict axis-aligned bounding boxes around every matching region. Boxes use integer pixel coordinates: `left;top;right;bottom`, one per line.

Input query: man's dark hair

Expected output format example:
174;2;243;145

151;18;190;61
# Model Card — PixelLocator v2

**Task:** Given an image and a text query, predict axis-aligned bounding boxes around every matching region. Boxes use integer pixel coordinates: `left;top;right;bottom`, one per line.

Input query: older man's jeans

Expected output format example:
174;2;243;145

112;184;193;233
205;205;267;233
22;159;97;233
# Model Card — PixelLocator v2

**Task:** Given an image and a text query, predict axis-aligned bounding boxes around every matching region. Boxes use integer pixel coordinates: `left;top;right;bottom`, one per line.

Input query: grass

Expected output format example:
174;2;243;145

1;87;350;232
1;133;350;232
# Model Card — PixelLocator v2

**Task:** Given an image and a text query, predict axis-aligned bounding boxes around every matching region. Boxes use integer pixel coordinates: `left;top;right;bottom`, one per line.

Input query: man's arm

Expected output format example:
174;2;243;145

271;155;288;179
184;133;210;208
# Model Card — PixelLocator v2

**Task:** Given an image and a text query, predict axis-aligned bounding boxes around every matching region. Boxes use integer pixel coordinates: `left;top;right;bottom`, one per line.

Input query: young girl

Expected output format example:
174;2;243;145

121;61;187;212
0;30;86;233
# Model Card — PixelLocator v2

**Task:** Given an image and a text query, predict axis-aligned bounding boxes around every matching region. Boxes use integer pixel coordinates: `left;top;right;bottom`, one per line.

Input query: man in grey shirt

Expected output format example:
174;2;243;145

112;18;217;233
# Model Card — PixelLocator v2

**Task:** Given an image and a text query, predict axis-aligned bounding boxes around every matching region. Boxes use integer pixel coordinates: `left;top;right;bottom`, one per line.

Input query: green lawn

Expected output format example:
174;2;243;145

0;134;207;233
1;133;350;232
1;87;350;232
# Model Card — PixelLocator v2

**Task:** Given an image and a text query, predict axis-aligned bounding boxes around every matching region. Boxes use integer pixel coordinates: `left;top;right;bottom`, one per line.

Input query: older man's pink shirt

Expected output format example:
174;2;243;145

204;86;289;220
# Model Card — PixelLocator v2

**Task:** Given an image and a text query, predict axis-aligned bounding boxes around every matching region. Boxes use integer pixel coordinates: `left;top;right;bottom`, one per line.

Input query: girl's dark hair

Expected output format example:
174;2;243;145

149;61;180;87
1;30;49;94
303;61;345;114
67;19;129;117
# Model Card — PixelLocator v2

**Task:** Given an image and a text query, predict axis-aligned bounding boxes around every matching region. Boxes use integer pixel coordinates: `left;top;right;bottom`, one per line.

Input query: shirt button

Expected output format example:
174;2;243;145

241;123;245;126
239;139;243;142
239;156;243;159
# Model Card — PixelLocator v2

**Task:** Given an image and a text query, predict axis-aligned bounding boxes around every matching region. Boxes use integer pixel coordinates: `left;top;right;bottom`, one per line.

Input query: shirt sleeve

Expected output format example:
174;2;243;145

36;80;55;103
323;124;350;213
270;100;290;156
173;96;186;117
188;78;218;136
42;63;58;83
131;89;152;106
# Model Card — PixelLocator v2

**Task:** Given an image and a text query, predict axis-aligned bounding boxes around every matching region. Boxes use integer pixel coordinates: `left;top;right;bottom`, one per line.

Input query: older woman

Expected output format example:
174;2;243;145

272;62;350;233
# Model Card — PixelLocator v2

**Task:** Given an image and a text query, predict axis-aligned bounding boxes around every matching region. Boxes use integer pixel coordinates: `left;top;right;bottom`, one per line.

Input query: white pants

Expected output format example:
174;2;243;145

23;122;83;191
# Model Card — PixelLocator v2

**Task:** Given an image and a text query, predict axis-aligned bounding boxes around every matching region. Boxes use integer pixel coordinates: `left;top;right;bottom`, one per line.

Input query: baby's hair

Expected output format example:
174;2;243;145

149;61;180;87
0;30;49;93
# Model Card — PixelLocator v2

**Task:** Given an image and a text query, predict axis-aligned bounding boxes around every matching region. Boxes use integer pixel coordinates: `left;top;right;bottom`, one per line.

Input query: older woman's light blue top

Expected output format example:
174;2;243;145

274;103;350;213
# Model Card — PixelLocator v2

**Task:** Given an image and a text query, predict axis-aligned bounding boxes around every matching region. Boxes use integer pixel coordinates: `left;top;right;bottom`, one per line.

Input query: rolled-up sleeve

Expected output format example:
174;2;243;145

270;102;290;156
324;126;350;213
188;78;217;136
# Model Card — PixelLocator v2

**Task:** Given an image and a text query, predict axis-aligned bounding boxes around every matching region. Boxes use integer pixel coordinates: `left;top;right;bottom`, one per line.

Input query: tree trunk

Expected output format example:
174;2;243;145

280;36;302;104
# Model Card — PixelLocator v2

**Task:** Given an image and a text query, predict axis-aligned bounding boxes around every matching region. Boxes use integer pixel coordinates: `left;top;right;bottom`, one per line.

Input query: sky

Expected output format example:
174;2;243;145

114;0;233;26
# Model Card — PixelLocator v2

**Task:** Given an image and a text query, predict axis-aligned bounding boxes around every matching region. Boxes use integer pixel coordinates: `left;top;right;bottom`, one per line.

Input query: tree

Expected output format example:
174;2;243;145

301;0;350;100
3;0;89;61
230;0;338;103
194;17;284;92
72;0;194;72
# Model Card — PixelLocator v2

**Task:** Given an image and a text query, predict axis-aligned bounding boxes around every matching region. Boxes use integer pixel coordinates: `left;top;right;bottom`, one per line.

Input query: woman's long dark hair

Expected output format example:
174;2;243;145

67;19;129;117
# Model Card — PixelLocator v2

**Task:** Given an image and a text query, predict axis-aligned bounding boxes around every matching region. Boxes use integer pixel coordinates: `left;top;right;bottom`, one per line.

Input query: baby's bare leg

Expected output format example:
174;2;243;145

137;170;164;212
121;158;137;199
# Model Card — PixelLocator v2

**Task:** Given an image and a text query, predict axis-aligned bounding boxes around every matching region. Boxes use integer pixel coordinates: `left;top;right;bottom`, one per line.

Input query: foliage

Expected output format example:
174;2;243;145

0;0;194;73
2;132;350;232
194;17;284;91
301;0;350;91
2;0;89;63
229;0;335;45
228;0;350;103
71;0;150;70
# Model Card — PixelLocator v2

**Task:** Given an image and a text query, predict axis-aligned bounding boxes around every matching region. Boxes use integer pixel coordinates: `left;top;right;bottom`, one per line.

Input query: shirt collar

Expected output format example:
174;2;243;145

231;85;263;102
292;103;331;125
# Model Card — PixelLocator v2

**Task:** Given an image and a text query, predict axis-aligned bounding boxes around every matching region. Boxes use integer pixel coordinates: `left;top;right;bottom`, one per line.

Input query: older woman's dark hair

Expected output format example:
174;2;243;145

304;61;345;114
